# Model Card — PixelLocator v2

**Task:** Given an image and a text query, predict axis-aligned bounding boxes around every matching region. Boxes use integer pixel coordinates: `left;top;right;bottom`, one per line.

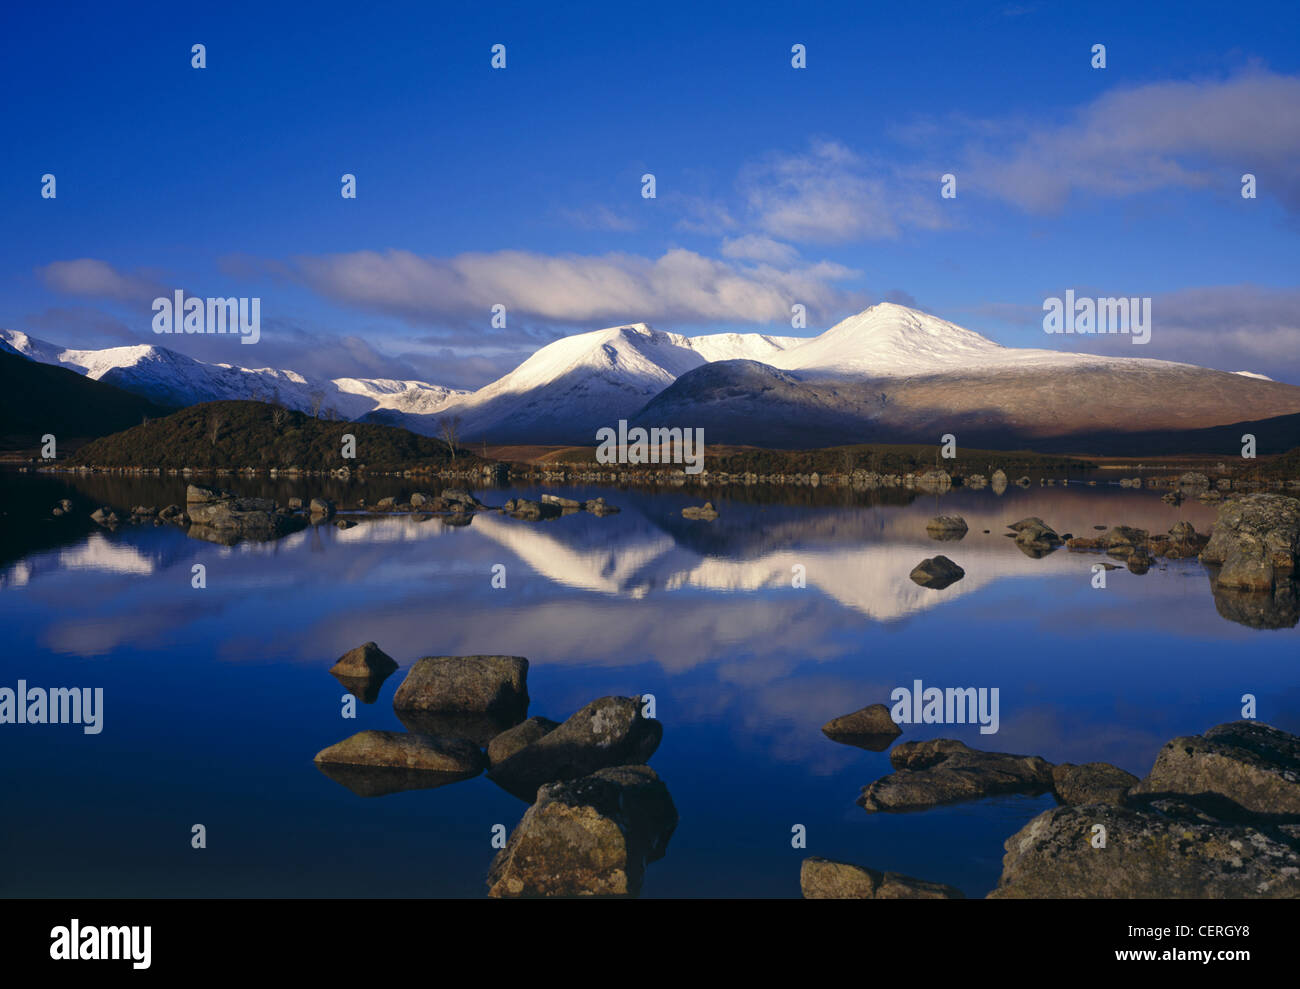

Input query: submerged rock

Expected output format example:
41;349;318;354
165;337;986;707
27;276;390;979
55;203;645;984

822;704;902;751
858;739;1054;813
682;502;720;520
909;555;965;589
489;696;662;801
1210;578;1299;630
487;765;677;897
583;497;620;516
392;655;529;724
800;857;963;899
1051;762;1139;806
925;516;968;541
315;762;480;798
331;674;389;704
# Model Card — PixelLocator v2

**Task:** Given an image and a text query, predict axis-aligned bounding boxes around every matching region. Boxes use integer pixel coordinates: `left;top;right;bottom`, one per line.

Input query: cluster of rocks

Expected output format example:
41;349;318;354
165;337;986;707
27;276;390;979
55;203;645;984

77;481;623;542
502;494;620;521
313;647;674;897
1066;521;1209;573
85;502;187;529
52;462;510;483
810;714;1300;898
185;485;307;545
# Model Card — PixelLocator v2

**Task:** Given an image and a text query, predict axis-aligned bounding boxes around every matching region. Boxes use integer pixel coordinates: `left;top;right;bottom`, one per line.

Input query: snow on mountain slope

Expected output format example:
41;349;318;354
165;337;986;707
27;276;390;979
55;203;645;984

0;328;466;420
333;378;463;416
687;331;804;363
425;322;809;441
768;302;1193;378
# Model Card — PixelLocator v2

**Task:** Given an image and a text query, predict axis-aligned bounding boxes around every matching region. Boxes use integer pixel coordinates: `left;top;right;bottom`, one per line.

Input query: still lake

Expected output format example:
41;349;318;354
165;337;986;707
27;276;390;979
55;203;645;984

1;471;1296;898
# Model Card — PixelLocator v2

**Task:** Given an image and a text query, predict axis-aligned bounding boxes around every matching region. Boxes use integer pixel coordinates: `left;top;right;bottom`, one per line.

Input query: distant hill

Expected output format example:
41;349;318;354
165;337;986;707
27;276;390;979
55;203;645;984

0;348;173;452
1035;410;1300;456
73;400;475;470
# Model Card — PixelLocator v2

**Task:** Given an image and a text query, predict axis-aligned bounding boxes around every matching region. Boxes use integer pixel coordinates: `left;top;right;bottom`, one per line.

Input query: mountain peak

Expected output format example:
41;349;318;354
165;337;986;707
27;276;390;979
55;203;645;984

771;302;1005;377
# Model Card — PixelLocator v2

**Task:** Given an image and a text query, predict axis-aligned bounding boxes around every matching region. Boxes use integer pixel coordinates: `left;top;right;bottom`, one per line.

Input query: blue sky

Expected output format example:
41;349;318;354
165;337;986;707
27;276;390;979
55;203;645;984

2;0;1298;386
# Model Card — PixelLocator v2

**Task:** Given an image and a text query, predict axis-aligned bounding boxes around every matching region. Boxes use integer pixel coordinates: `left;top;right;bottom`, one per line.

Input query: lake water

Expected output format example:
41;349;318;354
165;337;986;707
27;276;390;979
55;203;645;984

1;471;1296;898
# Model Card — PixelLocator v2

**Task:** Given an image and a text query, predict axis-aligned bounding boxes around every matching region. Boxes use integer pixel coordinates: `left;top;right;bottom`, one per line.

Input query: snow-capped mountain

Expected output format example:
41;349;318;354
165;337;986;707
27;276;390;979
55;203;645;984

0;329;467;420
376;322;804;443
8;303;1298;450
636;303;1300;448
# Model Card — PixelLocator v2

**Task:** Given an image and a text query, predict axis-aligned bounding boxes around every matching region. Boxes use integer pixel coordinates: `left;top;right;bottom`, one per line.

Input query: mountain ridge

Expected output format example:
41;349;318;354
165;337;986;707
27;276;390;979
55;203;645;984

9;302;1299;450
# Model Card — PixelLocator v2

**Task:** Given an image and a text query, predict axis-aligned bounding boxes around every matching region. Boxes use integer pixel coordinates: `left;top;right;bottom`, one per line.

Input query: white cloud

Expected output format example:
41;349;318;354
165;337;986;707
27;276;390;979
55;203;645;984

36;259;166;303
719;234;800;265
738;139;946;243
962;70;1300;212
284;247;862;327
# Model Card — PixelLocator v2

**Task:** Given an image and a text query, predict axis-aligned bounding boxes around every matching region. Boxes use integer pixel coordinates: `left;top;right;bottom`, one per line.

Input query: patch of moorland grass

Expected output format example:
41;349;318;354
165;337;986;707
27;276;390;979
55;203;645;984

73;400;477;470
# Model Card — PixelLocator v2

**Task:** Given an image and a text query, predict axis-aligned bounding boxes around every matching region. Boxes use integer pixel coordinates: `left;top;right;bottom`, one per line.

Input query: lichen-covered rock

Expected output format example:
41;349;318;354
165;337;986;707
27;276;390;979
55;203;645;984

488;716;560;766
1129;721;1300;818
822;704;902;750
1051;762;1139;806
988;803;1300;898
489;696;662;800
800;857;963;899
392;655;529;722
487;765;677;897
329;641;398;679
1009;517;1062;554
858;739;1054;813
1200;494;1300;590
184;484;301;541
313;730;485;776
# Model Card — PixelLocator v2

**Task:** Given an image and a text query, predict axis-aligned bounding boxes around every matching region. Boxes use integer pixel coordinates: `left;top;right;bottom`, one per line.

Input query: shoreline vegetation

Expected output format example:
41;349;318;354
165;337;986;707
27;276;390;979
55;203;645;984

10;399;1300;492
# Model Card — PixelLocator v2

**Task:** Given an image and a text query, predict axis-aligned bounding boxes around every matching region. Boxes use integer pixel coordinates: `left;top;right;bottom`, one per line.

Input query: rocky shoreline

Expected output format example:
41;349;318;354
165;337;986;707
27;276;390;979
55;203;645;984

27;460;1300;495
805;716;1300;899
66;483;623;543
